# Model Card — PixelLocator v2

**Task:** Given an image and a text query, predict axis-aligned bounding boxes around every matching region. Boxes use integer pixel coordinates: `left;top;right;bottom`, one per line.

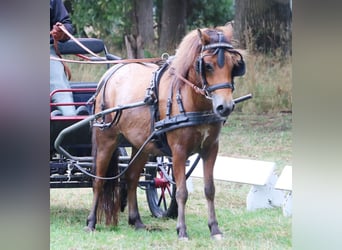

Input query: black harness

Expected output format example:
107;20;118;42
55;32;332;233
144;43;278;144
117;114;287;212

146;34;245;155
93;33;245;157
146;57;226;156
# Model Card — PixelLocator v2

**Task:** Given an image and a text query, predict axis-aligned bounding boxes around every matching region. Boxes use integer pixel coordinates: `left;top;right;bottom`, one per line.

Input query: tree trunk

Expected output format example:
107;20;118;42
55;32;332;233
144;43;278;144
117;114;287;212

136;0;155;54
159;0;187;54
126;0;155;58
234;0;292;57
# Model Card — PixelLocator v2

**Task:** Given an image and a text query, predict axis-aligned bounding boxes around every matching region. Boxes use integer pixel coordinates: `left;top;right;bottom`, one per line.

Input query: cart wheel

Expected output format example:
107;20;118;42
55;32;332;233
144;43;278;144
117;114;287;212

145;156;178;218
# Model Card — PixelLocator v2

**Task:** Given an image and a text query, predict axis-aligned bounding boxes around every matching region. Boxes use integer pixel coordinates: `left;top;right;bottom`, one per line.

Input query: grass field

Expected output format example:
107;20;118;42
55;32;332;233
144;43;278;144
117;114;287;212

50;113;292;250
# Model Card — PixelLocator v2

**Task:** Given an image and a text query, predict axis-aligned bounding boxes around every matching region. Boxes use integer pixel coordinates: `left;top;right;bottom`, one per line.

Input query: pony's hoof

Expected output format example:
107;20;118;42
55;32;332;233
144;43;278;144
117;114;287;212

84;226;95;233
211;233;223;240
178;236;189;241
134;223;146;230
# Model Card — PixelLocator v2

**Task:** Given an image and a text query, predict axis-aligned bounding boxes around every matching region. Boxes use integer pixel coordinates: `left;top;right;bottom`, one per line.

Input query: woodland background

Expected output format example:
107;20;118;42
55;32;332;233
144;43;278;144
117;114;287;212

65;0;292;114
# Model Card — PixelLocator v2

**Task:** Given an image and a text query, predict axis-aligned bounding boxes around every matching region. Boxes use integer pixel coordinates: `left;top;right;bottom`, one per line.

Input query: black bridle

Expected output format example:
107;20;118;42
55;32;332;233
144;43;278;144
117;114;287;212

196;33;245;98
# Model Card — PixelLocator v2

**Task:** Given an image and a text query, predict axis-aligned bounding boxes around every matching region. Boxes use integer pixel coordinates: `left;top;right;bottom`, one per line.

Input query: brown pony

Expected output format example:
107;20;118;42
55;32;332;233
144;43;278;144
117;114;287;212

85;24;245;240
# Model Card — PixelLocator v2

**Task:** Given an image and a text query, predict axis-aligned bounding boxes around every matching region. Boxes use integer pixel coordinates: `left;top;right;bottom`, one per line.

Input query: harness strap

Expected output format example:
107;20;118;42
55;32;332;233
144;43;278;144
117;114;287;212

202;43;234;51
176;89;186;114
147;60;173;155
205;82;235;93
154;112;225;136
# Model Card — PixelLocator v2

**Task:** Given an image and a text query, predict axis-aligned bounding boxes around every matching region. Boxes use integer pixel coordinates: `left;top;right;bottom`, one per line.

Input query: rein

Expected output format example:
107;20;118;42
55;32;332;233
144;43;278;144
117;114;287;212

50;56;163;64
51;23;163;65
56;27;250;181
170;68;206;96
51;25;72;80
57;23;102;58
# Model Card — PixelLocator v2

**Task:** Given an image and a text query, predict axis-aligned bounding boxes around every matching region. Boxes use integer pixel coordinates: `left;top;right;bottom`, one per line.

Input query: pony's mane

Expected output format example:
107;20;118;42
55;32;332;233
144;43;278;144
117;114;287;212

170;26;243;77
170;28;202;78
169;26;246;91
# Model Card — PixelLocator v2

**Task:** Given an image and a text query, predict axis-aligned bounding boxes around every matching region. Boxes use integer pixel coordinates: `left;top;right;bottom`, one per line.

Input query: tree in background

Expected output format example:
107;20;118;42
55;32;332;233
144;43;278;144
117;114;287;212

64;0;292;113
186;0;234;30
234;0;292;57
65;0;130;51
66;0;234;56
125;0;155;58
67;0;292;58
158;0;187;53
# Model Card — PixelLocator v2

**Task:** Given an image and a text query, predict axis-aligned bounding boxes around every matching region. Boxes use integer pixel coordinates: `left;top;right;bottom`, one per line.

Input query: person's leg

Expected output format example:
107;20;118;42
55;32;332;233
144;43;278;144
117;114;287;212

50;45;76;116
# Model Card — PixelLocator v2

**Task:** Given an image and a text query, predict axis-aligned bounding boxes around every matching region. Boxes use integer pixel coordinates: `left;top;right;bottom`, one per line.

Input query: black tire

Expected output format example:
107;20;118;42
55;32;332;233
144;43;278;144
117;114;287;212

145;156;178;218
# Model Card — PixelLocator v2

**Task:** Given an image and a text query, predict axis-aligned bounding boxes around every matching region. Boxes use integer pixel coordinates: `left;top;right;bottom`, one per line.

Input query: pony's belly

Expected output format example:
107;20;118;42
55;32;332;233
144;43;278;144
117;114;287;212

118;107;163;155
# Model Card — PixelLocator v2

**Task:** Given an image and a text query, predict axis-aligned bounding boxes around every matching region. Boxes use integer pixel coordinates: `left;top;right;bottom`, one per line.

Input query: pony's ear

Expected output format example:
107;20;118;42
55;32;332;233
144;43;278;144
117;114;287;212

216;22;234;41
197;29;210;45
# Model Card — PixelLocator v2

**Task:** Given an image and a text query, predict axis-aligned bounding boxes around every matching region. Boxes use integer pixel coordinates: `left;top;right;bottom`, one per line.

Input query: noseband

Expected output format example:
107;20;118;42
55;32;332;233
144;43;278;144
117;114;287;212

196;34;244;98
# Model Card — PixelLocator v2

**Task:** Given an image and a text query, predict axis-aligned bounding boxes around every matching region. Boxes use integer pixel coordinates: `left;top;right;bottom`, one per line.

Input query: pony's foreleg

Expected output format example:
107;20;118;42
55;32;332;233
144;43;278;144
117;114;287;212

172;152;189;240
125;149;148;229
202;143;223;239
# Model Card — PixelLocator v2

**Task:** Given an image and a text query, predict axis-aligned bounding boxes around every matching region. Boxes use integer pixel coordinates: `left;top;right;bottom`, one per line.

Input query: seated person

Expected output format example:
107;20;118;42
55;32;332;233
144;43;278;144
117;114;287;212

50;0;76;116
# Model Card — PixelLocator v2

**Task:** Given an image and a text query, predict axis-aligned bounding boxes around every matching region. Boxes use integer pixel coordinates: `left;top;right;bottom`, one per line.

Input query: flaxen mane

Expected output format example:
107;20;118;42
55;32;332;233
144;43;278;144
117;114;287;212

171;29;203;79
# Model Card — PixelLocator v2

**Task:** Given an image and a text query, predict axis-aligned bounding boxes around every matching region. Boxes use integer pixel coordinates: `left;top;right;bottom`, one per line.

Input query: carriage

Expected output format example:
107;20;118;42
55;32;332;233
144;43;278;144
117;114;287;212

50;37;182;218
50;23;251;239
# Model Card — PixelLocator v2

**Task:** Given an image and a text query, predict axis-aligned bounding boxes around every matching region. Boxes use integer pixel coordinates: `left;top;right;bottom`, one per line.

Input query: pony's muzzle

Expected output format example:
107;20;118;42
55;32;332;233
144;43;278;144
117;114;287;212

215;101;235;117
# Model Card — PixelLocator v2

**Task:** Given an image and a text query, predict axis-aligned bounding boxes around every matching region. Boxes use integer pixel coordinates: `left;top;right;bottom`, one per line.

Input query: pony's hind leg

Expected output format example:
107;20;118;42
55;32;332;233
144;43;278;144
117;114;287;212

85;131;119;232
202;143;223;239
125;148;148;229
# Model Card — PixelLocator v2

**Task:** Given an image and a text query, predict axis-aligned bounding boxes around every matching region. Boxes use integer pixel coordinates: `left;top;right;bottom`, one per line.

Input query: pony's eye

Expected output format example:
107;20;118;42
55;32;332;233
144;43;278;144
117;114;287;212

205;63;214;72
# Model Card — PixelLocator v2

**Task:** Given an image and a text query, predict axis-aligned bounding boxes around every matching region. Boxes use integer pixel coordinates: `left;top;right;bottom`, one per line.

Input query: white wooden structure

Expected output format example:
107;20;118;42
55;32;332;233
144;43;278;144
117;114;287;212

188;155;285;211
275;165;292;216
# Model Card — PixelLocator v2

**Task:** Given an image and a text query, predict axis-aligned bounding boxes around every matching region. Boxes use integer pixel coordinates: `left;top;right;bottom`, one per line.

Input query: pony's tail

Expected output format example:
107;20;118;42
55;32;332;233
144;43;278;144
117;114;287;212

93;146;121;226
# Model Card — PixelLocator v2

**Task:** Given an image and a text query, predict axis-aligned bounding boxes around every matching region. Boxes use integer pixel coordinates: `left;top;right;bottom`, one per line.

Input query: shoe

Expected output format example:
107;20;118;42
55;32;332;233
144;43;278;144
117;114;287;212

51;110;62;116
76;106;90;116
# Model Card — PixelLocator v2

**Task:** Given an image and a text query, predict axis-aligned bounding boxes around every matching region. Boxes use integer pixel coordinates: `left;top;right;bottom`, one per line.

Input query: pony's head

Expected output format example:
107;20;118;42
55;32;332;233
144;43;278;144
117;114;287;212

172;23;246;117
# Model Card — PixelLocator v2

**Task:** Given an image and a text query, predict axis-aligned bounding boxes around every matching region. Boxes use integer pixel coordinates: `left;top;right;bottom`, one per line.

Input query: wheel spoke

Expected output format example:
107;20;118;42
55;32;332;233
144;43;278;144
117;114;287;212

157;189;163;206
145;157;178;218
166;184;171;196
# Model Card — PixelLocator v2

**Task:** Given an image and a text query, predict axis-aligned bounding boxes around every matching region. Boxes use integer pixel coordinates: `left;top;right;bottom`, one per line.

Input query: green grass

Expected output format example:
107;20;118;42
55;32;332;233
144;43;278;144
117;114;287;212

219;113;292;171
51;178;291;250
51;112;292;249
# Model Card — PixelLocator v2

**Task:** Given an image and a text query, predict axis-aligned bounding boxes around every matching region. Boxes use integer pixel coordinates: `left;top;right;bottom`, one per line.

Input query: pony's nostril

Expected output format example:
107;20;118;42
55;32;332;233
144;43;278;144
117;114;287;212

215;101;235;117
217;105;224;112
216;104;232;117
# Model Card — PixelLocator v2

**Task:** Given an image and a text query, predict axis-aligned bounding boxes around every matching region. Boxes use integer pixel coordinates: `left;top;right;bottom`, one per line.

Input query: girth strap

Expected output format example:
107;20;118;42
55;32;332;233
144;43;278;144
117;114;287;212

154;112;225;136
